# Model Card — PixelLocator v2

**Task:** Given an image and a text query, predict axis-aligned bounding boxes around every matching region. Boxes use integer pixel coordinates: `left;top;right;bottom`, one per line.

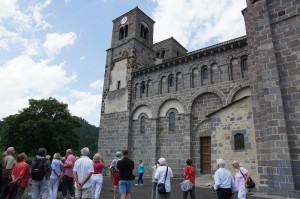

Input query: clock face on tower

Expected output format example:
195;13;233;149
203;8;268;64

121;16;127;25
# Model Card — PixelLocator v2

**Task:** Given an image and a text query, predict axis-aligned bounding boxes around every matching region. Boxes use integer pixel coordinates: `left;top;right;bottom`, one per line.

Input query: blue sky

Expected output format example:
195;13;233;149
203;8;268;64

0;0;246;126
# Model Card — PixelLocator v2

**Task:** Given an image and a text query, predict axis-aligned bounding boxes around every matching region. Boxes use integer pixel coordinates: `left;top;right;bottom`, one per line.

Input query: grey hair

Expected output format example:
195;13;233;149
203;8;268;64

232;160;239;166
81;147;90;156
53;153;61;159
6;147;15;155
217;159;225;168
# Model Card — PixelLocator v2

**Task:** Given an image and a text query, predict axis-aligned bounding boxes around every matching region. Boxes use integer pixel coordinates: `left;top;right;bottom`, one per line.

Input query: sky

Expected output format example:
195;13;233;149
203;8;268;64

0;0;246;127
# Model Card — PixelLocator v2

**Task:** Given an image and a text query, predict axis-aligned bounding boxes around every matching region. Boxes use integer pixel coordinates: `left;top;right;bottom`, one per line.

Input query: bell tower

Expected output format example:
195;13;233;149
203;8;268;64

99;7;155;160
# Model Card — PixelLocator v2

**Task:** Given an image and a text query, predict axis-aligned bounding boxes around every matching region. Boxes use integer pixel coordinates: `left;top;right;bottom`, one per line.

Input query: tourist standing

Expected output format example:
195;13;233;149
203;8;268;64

11;152;30;199
31;148;51;199
110;151;122;199
73;147;94;199
1;147;16;196
117;150;135;199
154;158;173;199
182;159;196;199
214;159;236;199
135;160;144;186
151;161;160;199
91;153;108;199
232;161;251;199
49;153;64;199
62;149;76;199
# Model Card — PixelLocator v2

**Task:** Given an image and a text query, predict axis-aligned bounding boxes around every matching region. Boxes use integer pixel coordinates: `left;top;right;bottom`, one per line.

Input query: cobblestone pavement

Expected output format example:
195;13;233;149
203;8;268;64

23;176;272;199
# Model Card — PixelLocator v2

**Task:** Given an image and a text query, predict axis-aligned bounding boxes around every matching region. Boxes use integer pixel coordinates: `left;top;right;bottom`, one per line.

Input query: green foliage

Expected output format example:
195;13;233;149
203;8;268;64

0;98;81;156
72;116;99;156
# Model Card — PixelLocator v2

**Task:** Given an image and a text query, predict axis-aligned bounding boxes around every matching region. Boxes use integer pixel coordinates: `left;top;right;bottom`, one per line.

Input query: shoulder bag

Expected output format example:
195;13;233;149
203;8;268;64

240;169;255;188
157;166;168;194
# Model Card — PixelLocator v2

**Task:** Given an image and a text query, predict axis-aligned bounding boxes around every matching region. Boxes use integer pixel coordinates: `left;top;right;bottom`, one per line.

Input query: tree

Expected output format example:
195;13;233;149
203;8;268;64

0;97;81;156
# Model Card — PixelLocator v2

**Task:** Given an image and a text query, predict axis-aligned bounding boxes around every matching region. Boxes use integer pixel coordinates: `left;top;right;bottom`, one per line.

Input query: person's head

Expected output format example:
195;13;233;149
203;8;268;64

186;159;192;166
81;147;90;156
139;159;142;163
158;158;166;166
66;149;73;156
5;147;16;156
216;159;225;168
38;148;47;157
232;160;240;169
61;157;66;163
93;153;102;162
115;151;122;158
53;153;61;160
122;149;129;157
17;152;27;162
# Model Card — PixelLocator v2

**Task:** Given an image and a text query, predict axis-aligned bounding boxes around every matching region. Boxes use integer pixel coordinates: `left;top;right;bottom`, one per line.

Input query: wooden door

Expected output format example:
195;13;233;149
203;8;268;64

200;137;211;174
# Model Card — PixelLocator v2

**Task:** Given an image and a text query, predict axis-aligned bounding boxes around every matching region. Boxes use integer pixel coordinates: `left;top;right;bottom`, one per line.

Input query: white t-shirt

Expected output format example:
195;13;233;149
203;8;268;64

73;156;94;189
154;166;173;192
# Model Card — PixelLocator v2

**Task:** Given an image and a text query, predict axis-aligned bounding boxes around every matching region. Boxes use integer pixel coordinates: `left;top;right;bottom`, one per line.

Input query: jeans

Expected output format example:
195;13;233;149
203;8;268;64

183;186;196;199
61;175;74;197
49;178;59;199
137;173;144;185
31;178;49;199
91;174;103;199
119;180;132;194
151;182;158;199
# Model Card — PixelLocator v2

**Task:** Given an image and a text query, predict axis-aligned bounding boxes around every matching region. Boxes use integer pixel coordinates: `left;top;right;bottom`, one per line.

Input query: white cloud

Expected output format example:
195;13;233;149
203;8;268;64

0;55;76;119
151;0;246;50
64;90;102;126
0;0;17;20
43;32;77;56
80;56;86;61
90;80;104;90
31;0;52;30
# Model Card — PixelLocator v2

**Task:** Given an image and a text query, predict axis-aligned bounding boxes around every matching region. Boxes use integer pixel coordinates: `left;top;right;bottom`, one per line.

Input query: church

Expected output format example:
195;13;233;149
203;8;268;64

98;0;300;197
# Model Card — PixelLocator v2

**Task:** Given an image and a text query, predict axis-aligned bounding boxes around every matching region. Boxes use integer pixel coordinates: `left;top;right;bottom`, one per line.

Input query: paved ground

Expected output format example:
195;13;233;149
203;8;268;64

23;176;274;199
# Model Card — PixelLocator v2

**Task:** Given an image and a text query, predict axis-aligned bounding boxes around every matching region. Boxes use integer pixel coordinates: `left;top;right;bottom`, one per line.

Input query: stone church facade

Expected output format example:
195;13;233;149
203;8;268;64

99;0;300;197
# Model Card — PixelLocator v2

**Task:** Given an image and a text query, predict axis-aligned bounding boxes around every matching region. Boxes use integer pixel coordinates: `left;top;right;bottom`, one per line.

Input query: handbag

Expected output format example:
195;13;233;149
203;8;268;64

181;180;193;191
240;169;255;188
157;166;168;194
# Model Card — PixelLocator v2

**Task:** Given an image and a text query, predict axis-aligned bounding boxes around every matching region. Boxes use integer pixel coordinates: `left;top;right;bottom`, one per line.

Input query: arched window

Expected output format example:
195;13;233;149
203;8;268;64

242;57;248;71
141;81;146;94
168;75;174;87
234;133;245;150
134;83;139;99
161;50;165;59
124;25;128;38
119;27;124;40
140;116;145;133
156;52;160;58
140;24;149;40
202;67;209;79
169;112;175;131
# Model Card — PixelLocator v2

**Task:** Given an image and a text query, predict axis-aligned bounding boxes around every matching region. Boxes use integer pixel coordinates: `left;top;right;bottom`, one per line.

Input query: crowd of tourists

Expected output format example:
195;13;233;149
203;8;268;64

1;146;253;199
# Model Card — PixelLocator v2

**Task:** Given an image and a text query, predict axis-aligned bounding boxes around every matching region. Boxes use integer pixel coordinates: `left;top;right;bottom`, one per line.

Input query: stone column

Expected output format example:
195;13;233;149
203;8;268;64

244;0;295;194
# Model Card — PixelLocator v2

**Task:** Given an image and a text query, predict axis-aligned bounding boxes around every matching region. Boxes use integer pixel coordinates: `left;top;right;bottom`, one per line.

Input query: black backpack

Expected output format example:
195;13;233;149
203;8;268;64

31;157;46;180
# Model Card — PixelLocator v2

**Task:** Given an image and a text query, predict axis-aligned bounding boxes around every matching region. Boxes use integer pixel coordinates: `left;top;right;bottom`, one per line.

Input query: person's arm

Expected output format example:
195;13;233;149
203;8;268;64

73;171;82;189
231;176;237;192
214;172;220;190
80;172;93;186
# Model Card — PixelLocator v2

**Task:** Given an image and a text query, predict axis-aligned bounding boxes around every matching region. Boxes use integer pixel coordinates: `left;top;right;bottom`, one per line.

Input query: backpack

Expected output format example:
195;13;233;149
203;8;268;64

31;157;46;180
110;159;119;174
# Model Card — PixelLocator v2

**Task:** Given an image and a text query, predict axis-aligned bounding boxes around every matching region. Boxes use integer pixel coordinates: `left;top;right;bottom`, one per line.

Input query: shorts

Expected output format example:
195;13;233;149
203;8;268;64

113;172;120;186
119;180;132;194
75;186;92;198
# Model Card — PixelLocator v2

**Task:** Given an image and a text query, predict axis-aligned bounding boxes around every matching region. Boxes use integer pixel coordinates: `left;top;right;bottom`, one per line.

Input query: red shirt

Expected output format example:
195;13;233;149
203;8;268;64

93;162;104;174
183;165;195;185
11;161;30;188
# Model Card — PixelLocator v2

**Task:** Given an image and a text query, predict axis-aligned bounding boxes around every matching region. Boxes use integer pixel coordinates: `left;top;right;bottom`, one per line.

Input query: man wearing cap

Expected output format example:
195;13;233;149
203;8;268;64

110;151;122;199
214;159;236;199
1;147;16;195
62;149;76;199
154;158;173;199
